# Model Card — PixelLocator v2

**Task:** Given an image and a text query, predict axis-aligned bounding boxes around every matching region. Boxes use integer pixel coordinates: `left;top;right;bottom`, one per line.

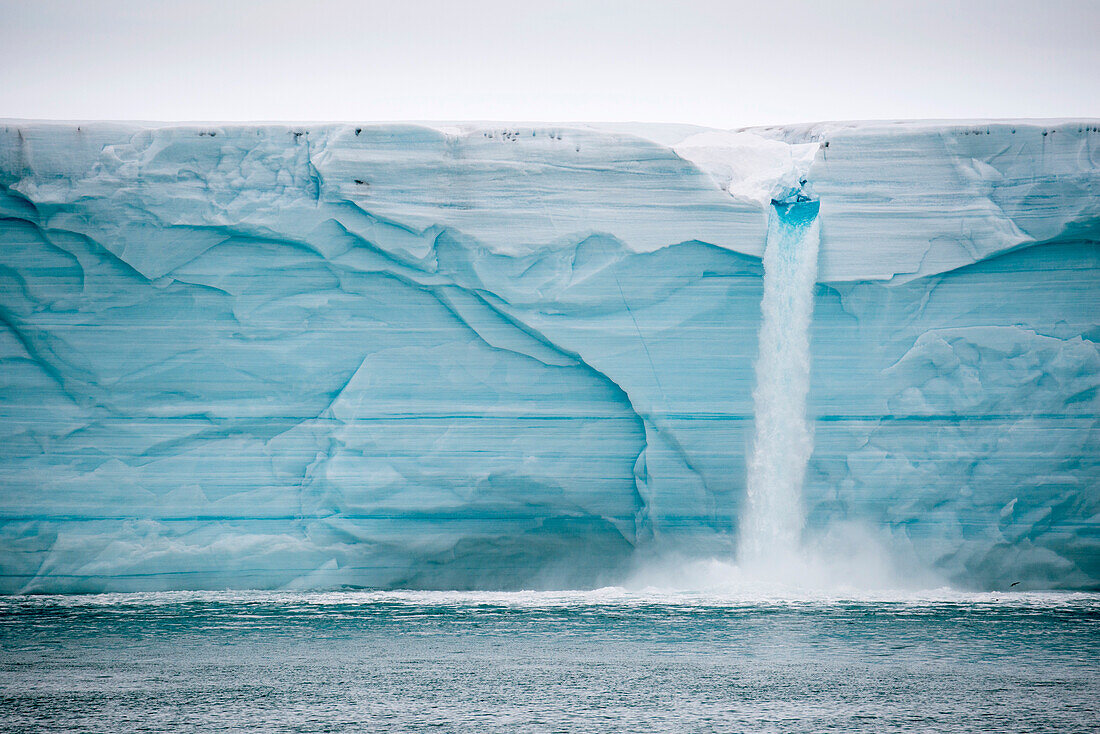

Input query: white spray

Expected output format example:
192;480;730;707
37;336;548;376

738;198;821;572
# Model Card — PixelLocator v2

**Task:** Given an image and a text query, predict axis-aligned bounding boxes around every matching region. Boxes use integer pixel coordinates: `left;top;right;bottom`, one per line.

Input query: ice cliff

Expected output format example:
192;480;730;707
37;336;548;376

1;119;1097;592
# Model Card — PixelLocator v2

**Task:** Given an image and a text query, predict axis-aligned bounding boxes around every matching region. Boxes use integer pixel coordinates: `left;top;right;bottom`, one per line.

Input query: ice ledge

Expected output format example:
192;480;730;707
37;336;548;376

2;119;1098;282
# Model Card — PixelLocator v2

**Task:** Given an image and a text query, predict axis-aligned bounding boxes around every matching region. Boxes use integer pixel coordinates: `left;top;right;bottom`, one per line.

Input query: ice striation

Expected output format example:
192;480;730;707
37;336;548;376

0;119;1097;592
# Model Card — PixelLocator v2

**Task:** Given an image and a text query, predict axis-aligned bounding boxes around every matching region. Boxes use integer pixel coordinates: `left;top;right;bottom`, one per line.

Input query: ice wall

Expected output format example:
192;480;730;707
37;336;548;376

0;120;1097;592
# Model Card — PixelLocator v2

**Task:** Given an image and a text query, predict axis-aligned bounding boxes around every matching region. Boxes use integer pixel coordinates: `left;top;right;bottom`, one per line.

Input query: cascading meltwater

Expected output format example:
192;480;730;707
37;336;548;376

738;189;821;572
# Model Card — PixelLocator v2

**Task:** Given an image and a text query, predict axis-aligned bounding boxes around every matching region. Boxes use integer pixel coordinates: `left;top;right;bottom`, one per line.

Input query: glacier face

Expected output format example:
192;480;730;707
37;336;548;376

0;119;1097;592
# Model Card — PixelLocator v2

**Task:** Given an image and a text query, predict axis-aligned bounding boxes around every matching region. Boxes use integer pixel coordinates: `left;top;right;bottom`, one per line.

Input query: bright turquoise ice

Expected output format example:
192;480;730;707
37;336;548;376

0;121;1097;592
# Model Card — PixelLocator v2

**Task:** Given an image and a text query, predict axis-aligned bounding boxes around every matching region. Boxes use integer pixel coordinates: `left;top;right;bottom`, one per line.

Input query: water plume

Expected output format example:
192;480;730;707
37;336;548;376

738;195;821;576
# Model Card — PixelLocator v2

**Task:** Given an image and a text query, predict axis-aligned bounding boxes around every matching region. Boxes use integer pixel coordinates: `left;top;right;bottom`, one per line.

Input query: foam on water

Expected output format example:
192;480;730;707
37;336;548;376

4;588;1097;612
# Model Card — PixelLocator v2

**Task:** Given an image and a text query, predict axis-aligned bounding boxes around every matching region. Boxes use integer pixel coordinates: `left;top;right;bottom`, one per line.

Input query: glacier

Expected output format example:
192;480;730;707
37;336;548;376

0;119;1097;593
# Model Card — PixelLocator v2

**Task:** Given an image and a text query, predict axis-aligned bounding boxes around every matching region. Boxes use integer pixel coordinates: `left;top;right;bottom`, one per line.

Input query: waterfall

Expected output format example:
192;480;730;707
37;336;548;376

738;196;821;570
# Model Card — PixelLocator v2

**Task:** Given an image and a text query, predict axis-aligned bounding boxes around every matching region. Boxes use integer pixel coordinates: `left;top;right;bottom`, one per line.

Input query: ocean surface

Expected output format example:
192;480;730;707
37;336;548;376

1;589;1097;733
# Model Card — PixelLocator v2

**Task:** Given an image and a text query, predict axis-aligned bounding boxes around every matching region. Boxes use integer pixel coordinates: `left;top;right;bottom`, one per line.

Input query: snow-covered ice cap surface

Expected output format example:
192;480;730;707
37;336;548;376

672;130;819;205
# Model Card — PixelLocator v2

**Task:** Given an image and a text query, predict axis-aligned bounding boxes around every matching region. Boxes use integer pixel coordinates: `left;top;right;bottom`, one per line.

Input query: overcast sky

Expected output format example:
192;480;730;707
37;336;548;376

2;0;1097;127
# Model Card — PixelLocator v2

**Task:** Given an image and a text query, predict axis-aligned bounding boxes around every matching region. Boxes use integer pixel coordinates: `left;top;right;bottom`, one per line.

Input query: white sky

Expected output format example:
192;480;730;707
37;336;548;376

2;0;1098;128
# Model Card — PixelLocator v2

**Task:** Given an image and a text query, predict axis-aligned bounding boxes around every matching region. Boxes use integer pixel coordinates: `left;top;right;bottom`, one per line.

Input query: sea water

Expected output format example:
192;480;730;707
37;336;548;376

1;590;1097;732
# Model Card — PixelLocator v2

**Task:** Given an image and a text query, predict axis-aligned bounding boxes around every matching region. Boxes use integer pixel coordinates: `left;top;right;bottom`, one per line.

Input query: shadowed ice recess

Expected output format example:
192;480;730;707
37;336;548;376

0;119;1098;593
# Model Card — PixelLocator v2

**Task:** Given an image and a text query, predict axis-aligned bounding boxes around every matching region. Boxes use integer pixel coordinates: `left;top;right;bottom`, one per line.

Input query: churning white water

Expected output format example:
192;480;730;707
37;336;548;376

739;199;821;570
